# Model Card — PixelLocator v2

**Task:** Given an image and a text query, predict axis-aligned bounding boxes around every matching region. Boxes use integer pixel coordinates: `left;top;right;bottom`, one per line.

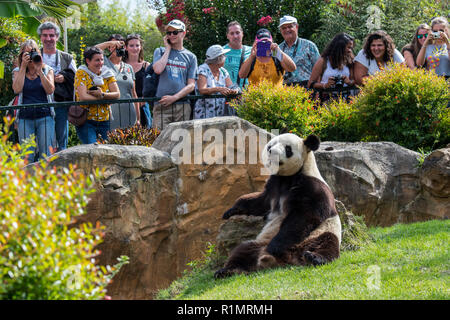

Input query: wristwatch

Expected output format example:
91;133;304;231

101;92;105;99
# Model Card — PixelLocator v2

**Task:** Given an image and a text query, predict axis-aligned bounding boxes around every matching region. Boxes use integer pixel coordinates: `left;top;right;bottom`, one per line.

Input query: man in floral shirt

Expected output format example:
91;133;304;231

278;15;320;86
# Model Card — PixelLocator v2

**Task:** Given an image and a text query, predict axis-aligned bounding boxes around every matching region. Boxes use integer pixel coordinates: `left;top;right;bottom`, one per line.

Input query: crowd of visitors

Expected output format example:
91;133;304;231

7;15;450;161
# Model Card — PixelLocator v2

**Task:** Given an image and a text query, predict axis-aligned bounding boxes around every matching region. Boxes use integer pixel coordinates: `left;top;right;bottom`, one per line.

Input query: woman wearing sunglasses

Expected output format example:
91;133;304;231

401;24;431;69
416;17;450;77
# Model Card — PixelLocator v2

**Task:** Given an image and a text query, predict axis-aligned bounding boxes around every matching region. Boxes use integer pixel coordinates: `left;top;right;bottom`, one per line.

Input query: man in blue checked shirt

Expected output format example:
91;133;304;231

278;15;320;86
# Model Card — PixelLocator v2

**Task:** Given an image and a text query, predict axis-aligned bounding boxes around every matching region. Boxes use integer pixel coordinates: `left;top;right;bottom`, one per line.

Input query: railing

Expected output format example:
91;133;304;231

0;85;363;161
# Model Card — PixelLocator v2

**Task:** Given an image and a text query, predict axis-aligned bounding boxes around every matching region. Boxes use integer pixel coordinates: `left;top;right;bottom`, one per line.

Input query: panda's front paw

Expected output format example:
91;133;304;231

214;268;232;279
222;207;241;219
304;251;326;267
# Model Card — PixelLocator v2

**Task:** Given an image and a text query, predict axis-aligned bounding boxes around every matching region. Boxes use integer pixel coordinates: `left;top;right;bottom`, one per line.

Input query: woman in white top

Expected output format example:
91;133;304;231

308;33;355;90
354;30;405;85
194;45;239;119
416;16;450;77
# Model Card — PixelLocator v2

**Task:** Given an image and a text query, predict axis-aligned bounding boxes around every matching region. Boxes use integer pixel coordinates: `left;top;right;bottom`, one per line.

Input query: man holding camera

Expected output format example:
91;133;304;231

278;15;320;86
152;19;198;131
38;21;76;151
96;34;140;129
238;28;296;86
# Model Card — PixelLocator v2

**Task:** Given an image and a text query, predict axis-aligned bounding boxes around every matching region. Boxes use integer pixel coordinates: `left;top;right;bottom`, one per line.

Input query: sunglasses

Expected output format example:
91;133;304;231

127;33;141;40
417;34;428;39
166;30;181;36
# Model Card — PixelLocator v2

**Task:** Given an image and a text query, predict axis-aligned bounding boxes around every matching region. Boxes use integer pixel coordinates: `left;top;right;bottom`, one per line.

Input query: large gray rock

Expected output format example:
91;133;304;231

316;141;449;226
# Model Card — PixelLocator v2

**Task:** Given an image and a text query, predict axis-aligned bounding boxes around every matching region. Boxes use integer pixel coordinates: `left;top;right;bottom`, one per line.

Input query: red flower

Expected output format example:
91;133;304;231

257;15;273;26
202;7;216;14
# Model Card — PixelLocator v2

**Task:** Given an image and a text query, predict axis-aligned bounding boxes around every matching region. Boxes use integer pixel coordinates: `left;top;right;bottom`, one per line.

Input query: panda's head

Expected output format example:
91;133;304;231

261;133;320;176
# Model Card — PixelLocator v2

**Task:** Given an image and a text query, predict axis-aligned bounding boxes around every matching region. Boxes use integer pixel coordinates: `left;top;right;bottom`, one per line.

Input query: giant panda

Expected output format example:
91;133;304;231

214;133;341;278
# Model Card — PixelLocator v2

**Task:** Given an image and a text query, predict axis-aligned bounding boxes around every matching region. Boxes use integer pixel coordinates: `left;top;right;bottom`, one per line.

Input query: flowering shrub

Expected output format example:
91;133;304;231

99;124;160;147
312;97;363;142
257;16;273;26
0;118;127;299
231;81;319;136
353;63;449;151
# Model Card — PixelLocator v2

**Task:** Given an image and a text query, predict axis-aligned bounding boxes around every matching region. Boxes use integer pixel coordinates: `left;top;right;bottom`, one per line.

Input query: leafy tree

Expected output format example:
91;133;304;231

0;118;128;299
312;0;449;53
148;0;325;59
67;0;162;66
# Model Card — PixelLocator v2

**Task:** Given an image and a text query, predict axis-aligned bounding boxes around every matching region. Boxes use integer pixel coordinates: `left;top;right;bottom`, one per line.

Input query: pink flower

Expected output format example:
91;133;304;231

257;15;273;26
202;7;216;14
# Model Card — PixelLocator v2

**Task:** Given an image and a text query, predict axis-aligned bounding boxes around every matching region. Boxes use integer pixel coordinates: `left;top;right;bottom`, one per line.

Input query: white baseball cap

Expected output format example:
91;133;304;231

278;15;298;28
206;45;231;60
166;19;186;31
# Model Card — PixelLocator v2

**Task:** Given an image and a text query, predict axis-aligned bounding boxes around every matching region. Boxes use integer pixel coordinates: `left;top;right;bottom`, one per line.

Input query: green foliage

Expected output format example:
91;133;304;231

0;17;27;107
231;80;319;136
0;118;125;299
312;0;448;53
354;63;449;151
153;0;325;59
312;97;363;143
67;1;162;66
99;124;161;147
68;123;81;148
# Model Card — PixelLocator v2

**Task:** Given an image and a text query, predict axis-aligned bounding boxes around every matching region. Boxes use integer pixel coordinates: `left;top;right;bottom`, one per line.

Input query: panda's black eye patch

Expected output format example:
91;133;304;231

285;145;293;158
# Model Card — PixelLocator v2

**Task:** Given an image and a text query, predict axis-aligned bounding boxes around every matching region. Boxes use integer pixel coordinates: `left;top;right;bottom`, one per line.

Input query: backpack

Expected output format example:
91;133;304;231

142;62;159;98
248;56;284;78
143;47;164;99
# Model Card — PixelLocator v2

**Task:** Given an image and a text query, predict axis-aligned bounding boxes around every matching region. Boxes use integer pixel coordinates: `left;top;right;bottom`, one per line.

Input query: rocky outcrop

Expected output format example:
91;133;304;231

402;145;450;220
49;117;449;299
316;141;449;226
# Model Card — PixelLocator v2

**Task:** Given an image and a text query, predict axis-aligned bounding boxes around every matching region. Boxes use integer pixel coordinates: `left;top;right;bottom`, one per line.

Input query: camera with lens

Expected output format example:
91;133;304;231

116;46;126;57
432;31;441;39
333;75;344;88
28;48;42;63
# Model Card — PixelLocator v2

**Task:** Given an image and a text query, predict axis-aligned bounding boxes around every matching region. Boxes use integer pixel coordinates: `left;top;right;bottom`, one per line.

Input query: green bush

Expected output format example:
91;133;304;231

0;118;127;299
99;124;160;147
312;97;363;143
231;80;319;136
354;63;449;151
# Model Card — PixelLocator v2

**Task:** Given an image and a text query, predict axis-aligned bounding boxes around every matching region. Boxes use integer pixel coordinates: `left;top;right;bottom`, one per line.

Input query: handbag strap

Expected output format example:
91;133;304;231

236;47;246;87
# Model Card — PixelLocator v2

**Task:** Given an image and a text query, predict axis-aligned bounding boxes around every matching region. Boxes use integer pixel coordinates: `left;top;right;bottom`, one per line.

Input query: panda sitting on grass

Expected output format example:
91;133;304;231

215;133;341;279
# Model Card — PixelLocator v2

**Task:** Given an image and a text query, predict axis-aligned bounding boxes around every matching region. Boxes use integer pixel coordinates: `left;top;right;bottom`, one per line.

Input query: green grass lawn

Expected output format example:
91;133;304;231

156;219;449;300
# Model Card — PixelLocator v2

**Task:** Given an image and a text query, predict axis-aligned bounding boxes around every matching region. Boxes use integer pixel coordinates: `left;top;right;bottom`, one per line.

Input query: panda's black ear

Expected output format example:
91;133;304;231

304;134;320;152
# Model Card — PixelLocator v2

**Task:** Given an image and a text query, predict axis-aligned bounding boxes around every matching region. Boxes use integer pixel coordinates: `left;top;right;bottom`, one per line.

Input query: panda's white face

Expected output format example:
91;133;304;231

261;133;307;176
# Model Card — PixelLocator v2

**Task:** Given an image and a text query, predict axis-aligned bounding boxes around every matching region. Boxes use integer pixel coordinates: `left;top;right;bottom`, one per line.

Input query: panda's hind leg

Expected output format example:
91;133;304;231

293;232;340;267
214;241;263;279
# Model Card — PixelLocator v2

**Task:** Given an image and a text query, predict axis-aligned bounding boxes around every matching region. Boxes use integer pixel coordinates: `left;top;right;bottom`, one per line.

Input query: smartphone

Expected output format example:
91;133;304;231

89;86;98;91
167;39;172;45
256;41;271;57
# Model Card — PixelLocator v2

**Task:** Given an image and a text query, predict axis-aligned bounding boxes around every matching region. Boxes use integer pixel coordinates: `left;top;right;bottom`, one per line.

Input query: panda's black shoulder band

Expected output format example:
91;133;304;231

304;135;320;151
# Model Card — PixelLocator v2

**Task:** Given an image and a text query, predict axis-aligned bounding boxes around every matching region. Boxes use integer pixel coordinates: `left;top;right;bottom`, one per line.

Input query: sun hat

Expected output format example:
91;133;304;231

255;28;272;42
166;19;186;31
206;45;231;60
278;15;298;28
